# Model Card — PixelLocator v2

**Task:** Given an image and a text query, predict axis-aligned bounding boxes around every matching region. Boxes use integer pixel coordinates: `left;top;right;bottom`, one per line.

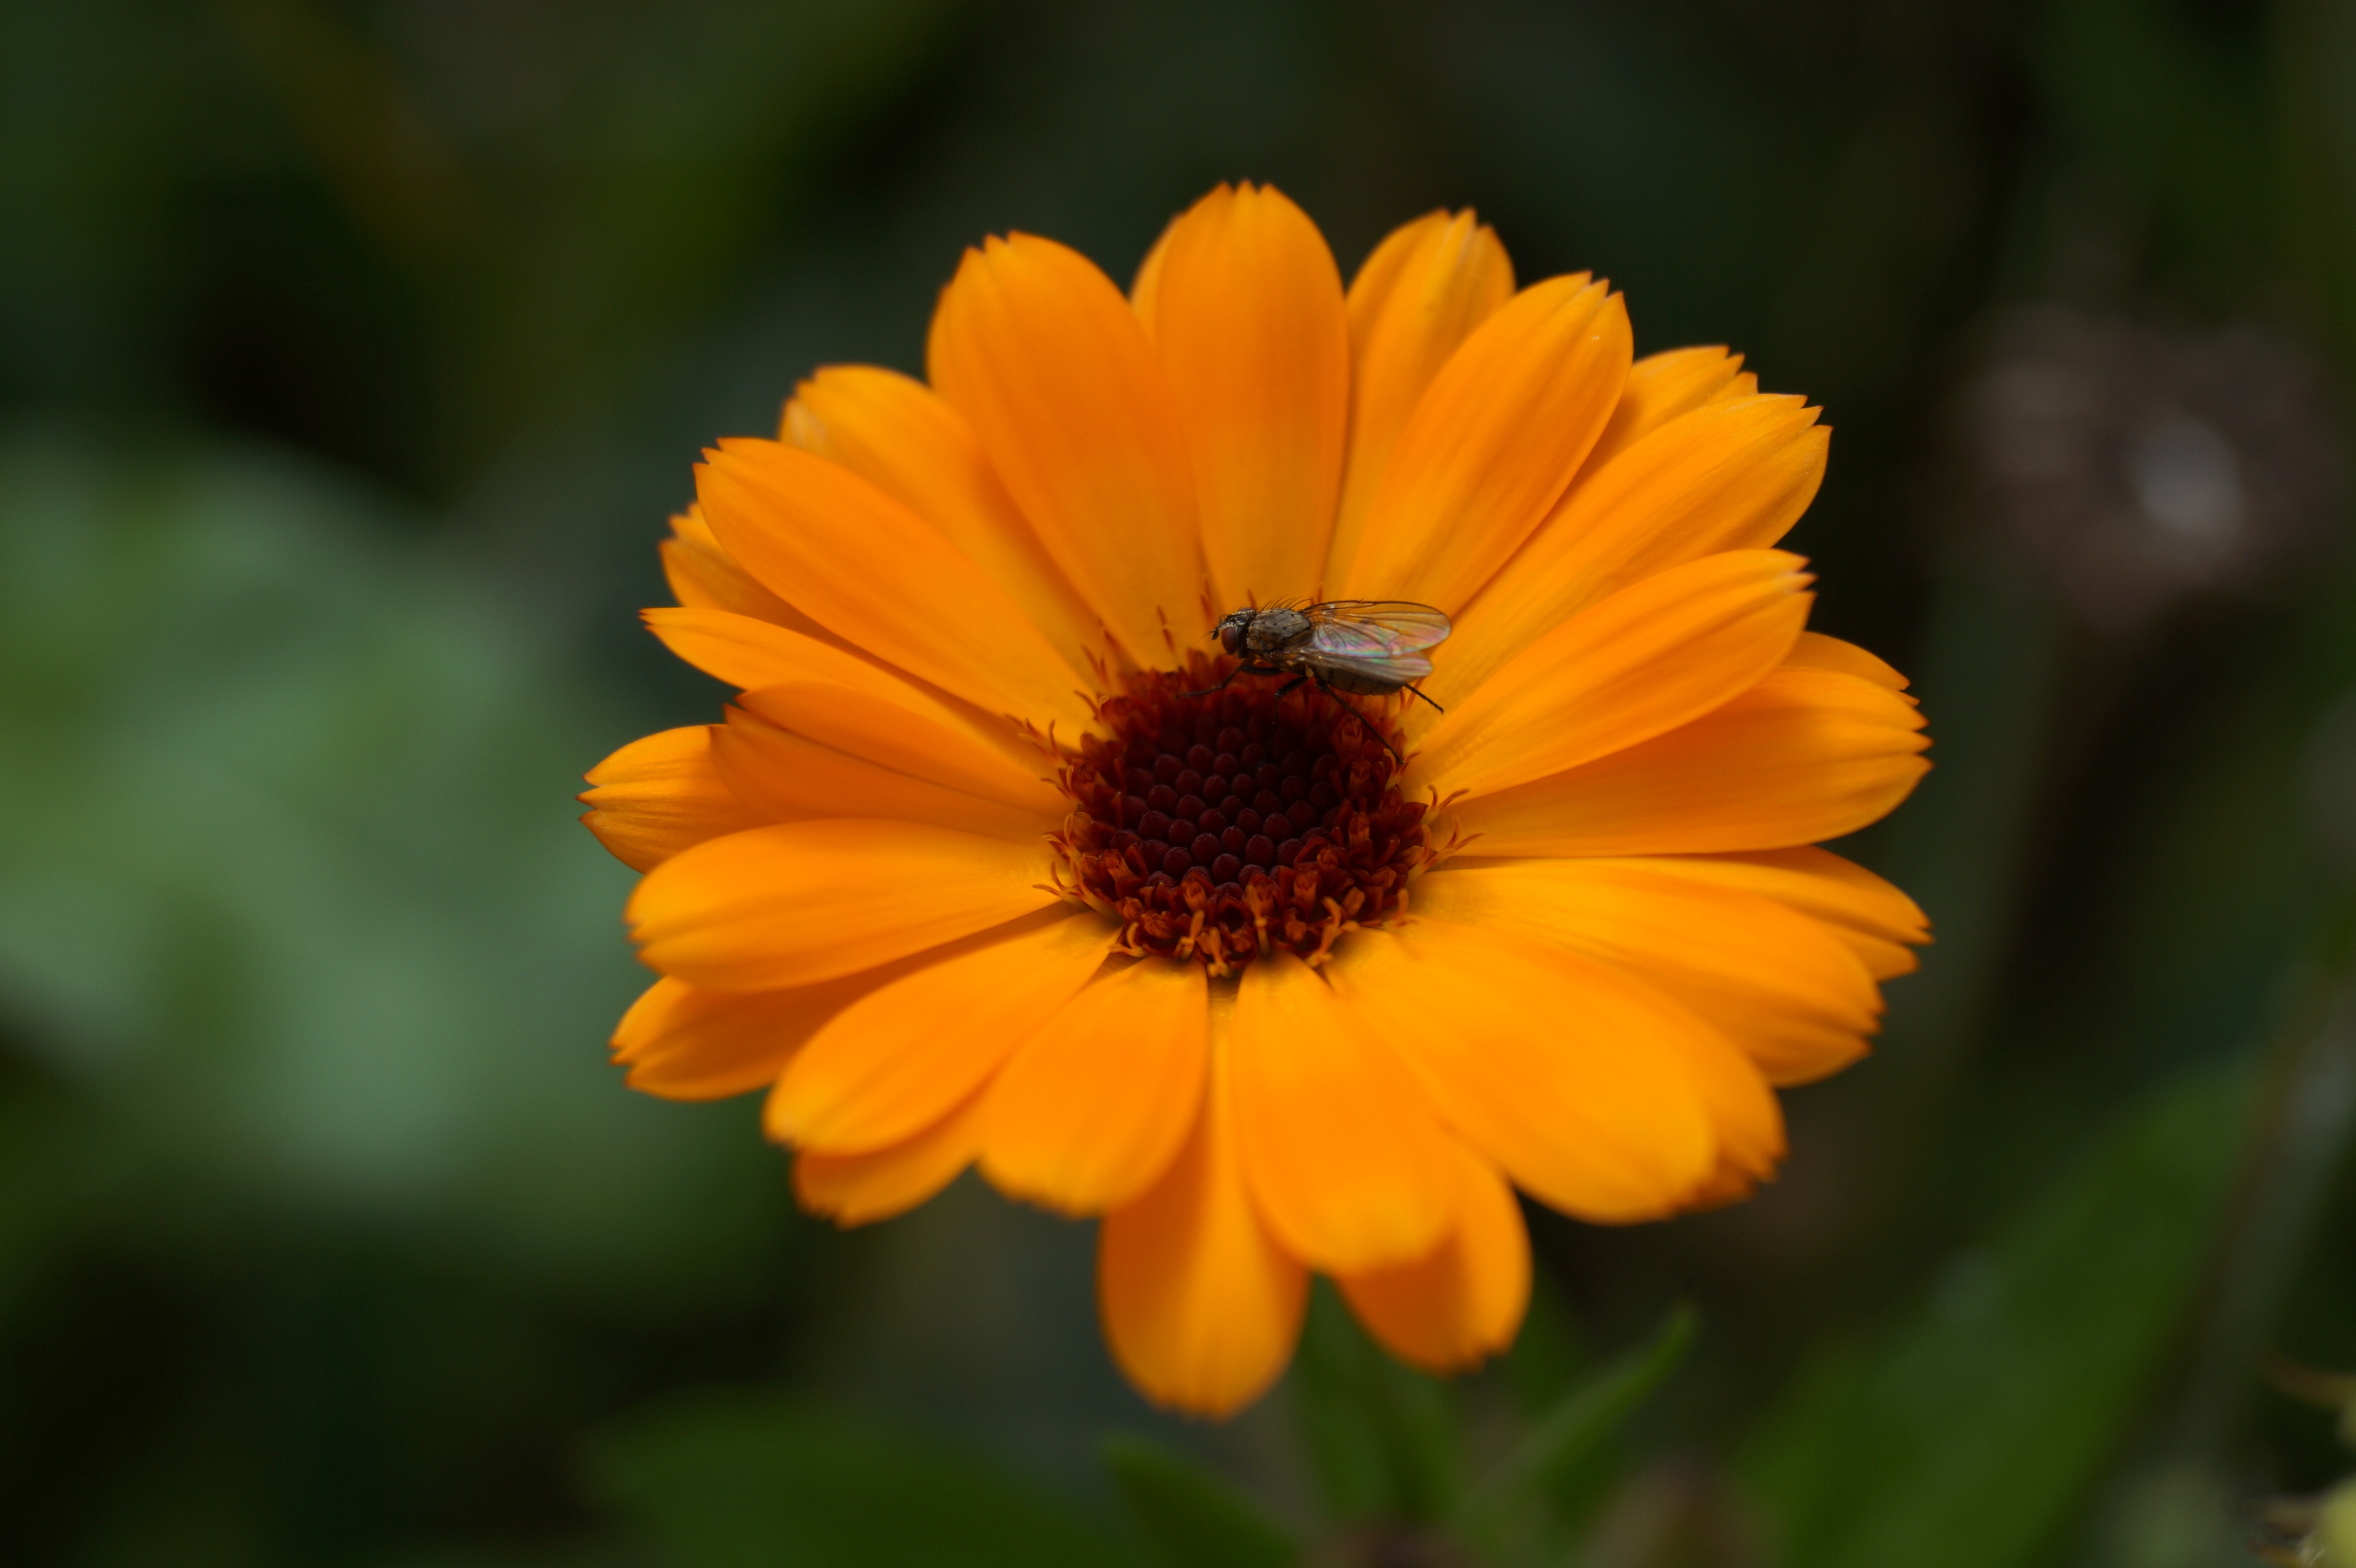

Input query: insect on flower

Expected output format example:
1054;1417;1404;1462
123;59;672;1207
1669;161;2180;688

1194;601;1453;757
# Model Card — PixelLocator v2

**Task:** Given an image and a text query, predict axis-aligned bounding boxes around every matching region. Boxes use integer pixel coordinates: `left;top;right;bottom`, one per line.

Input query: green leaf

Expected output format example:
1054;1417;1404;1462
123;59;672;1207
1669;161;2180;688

1293;1282;1462;1527
586;1391;1142;1568
1102;1433;1297;1568
1464;1302;1696;1542
1739;1062;2253;1568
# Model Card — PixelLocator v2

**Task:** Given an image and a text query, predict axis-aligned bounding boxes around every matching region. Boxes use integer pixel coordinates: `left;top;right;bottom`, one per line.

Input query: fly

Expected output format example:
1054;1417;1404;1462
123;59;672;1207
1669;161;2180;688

1190;600;1453;763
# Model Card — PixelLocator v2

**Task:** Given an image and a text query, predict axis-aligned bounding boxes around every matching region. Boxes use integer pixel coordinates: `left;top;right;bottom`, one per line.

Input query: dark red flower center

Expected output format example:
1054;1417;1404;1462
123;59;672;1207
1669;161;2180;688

1049;651;1435;974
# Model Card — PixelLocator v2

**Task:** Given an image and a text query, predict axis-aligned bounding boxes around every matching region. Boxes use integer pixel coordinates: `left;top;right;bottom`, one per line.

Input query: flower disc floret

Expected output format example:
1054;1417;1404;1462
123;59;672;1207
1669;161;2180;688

1051;652;1435;974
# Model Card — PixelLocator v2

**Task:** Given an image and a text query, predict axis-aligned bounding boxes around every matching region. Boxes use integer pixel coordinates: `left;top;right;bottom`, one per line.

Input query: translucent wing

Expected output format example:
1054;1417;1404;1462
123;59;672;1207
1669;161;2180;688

1298;601;1452;683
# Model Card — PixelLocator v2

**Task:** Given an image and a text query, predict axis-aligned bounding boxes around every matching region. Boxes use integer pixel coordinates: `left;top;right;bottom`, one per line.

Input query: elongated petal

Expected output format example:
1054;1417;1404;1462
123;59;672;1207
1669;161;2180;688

614;972;880;1100
766;910;1115;1152
795;1089;988;1226
1143;183;1349;610
1411;551;1814;799
781;366;1105;674
733;682;1062;816
628;822;1061;992
660;507;811;630
1340;275;1631;613
982;958;1210;1214
1414;861;1882;1085
1338;1141;1530;1373
1787;629;1911;693
1443;396;1828;699
1578;346;1745;475
581;725;766;872
1657;1005;1786;1208
930;232;1208;660
698;438;1093;730
1447;664;1929;858
1622;847;1928;980
1323;925;1715;1223
1230;952;1460;1273
1330;210;1514;586
712;705;1051;841
1099;1003;1308;1417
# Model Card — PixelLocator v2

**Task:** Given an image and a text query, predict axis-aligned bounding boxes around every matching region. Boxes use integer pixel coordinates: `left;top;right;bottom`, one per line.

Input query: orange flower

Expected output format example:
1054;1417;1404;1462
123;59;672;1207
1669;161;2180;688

584;185;1929;1416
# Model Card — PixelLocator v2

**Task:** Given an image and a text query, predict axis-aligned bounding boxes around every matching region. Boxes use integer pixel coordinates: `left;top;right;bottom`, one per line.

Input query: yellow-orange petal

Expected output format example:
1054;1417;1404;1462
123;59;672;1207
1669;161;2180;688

780;366;1105;674
1323;924;1714;1223
1229;952;1460;1273
1330;210;1515;587
697;438;1094;730
1443;396;1828;699
1338;1141;1530;1374
732;681;1062;817
1659;1005;1787;1207
1410;550;1814;799
1624;847;1929;980
794;1088;989;1226
1787;629;1911;693
1141;183;1349;611
1339;275;1631;613
1446;663;1929;859
981;958;1210;1214
929;232;1209;661
711;705;1051;841
581;725;766;873
627;821;1061;992
1578;346;1746;475
1414;860;1881;1087
644;606;895;693
1099;1006;1308;1417
613;973;878;1101
765;910;1115;1153
660;507;815;632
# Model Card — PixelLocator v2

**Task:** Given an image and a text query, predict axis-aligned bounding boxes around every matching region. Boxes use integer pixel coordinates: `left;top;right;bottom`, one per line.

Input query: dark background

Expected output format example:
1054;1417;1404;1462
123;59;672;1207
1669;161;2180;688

4;1;2355;1563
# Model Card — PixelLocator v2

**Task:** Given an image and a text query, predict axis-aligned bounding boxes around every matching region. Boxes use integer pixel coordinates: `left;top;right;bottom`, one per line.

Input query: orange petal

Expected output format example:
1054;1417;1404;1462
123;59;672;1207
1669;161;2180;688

1330;210;1515;587
1446;663;1929;859
627;822;1062;992
1338;275;1631;613
1410;550;1814;799
1140;183;1349;611
1322;924;1715;1223
981;958;1210;1214
765;910;1115;1152
613;973;879;1101
1578;346;1746;475
794;1088;989;1226
1414;860;1883;1086
697;438;1093;730
732;682;1062;816
660;507;815;632
1229;952;1460;1273
1099;1000;1308;1417
781;366;1105;674
1442;395;1828;700
1787;629;1911;693
644;605;895;692
1661;1005;1787;1208
581;725;767;873
1338;1141;1530;1374
712;704;1051;841
1620;847;1929;980
929;232;1209;661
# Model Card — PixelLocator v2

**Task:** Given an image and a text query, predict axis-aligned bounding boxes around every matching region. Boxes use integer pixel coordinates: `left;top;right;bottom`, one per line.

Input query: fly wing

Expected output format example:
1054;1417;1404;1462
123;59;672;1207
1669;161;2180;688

1299;601;1452;683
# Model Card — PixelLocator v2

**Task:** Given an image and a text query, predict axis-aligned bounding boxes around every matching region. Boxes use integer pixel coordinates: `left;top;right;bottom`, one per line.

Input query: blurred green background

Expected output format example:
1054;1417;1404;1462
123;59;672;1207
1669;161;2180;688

4;0;2356;1563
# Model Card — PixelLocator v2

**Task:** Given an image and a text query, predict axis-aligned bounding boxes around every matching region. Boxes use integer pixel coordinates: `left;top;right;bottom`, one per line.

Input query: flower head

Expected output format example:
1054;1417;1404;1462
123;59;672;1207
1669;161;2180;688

583;184;1931;1416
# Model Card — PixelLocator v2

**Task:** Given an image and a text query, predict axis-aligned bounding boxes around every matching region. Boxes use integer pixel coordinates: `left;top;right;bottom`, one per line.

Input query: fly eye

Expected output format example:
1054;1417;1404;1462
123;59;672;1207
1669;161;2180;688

1219;622;1244;656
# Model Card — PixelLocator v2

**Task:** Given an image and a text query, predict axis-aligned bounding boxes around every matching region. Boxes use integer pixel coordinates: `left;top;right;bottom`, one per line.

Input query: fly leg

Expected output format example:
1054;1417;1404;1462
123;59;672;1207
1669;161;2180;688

1307;673;1404;768
1403;682;1445;714
1184;663;1280;699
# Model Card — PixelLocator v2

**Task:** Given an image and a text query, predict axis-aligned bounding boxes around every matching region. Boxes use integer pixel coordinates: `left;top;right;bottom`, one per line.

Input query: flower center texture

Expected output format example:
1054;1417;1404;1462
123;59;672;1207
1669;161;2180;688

1049;651;1438;975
